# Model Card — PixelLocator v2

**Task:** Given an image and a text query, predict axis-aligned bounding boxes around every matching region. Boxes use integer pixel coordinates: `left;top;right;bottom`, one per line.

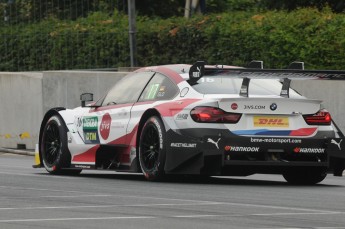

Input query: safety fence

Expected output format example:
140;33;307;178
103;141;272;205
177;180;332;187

0;0;128;71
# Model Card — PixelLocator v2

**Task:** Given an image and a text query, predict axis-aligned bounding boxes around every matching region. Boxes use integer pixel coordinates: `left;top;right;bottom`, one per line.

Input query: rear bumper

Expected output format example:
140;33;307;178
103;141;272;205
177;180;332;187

164;129;345;176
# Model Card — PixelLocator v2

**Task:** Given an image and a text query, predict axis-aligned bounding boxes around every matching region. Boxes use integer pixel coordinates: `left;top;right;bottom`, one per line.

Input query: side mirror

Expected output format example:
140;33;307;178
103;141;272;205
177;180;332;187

80;93;93;107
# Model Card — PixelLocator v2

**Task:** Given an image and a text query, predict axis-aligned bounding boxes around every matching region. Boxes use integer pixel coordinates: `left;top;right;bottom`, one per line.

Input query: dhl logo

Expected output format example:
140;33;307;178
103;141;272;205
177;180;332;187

254;116;289;127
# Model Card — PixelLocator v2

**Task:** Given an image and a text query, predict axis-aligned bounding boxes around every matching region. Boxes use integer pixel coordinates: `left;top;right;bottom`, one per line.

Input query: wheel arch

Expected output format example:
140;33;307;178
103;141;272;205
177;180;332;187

133;108;163;172
38;107;67;164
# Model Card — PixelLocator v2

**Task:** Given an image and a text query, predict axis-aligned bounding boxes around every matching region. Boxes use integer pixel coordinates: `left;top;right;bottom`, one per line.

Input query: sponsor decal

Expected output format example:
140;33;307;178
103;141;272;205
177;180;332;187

73;164;92;169
254;116;289;127
170;143;197;148
251;137;302;144
331;139;342;150
281;90;288;96
153;118;163;149
231;103;238;110
86;132;97;141
192;66;202;78
100;113;111;140
83;116;99;143
240;88;248;94
176;113;189;120
293;147;325;154
207;138;221;149
83;117;98;129
244;105;265;110
270;103;278;111
225;146;260;152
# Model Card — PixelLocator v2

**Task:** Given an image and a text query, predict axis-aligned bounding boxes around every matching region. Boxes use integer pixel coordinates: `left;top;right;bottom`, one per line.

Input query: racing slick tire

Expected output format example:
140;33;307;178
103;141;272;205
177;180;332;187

41;115;81;175
282;167;327;185
139;116;166;181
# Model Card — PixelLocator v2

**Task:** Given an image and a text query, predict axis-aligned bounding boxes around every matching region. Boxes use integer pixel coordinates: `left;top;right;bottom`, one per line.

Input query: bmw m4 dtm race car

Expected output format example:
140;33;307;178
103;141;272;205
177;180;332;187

34;61;345;185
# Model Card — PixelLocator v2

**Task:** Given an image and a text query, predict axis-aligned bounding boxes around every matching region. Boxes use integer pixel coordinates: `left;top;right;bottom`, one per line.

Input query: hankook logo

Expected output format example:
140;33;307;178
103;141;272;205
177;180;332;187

226;146;260;152
294;147;325;154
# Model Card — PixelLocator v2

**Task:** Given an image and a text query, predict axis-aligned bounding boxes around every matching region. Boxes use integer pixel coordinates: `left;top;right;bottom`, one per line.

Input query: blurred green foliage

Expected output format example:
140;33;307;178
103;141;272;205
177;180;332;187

1;7;345;71
258;0;345;12
1;1;345;71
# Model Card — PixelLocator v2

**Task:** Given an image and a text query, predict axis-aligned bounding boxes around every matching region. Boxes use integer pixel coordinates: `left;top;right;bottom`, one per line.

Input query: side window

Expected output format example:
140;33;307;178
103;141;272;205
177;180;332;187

139;73;178;102
102;72;154;106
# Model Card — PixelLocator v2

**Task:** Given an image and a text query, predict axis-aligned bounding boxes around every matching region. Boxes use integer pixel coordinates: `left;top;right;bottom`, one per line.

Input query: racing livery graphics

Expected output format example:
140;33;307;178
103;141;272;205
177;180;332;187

83;116;99;143
35;61;345;185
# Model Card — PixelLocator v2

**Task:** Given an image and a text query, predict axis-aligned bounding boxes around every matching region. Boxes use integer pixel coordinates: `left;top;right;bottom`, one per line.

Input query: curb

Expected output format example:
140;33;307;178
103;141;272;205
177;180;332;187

0;147;35;156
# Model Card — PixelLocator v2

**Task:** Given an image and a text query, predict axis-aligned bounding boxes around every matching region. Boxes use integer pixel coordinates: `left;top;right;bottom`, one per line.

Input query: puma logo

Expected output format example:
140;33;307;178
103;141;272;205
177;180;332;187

207;138;221;149
331;139;342;150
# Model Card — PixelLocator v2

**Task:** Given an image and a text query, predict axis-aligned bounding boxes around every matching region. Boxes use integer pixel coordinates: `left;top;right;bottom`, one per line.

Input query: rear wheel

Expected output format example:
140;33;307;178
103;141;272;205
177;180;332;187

282;168;327;185
139;116;166;181
41;115;81;175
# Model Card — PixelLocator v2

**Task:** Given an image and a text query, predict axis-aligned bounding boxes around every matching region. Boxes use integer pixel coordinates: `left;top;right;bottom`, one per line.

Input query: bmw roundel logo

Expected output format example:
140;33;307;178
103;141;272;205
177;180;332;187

270;103;277;111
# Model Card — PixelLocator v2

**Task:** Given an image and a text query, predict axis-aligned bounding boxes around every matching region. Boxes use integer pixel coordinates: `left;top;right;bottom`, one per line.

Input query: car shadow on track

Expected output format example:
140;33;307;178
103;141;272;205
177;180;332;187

35;170;343;187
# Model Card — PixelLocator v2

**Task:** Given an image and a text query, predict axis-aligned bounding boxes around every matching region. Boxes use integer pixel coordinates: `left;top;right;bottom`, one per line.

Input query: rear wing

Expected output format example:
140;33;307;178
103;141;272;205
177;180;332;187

188;61;345;98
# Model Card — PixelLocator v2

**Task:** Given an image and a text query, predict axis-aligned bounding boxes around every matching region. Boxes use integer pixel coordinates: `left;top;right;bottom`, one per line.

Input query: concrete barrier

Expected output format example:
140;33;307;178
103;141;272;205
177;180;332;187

41;71;126;113
0;71;127;149
0;72;43;150
0;71;344;150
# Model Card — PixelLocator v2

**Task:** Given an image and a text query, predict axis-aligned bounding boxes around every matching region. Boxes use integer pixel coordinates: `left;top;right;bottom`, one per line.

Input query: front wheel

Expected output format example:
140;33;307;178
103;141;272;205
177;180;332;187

41;115;81;175
139;116;166;181
282;168;327;185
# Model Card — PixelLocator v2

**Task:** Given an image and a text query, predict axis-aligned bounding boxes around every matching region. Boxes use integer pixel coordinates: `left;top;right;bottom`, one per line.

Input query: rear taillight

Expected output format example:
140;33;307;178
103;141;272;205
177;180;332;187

191;106;241;123
303;109;332;125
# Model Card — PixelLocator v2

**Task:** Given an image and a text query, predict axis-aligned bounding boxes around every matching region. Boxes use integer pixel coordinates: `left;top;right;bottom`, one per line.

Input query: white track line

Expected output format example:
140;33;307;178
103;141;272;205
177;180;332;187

0;189;340;214
174;212;344;218
0;186;341;214
0;201;342;215
0;185;96;194
0;171;77;179
0;212;345;224
0;202;221;211
0;216;155;223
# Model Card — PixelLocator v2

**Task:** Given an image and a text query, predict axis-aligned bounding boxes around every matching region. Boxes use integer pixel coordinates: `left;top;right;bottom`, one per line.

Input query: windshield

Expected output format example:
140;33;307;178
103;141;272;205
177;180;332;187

192;76;300;97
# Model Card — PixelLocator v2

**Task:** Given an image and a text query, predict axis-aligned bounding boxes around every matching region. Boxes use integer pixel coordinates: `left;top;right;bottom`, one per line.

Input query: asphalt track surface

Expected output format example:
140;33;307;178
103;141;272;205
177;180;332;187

1;153;345;229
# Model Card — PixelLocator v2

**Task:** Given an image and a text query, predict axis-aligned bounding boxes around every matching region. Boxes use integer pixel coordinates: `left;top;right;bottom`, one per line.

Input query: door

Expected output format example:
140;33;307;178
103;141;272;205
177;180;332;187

78;71;155;145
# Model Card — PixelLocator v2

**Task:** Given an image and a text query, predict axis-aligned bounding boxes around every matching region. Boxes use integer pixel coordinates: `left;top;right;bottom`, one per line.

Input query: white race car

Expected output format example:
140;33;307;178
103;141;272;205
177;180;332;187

34;61;345;184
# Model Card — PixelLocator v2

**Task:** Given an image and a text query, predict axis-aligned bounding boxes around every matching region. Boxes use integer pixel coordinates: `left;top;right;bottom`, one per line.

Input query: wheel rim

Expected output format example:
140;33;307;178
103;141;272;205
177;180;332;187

43;122;61;166
141;123;160;170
